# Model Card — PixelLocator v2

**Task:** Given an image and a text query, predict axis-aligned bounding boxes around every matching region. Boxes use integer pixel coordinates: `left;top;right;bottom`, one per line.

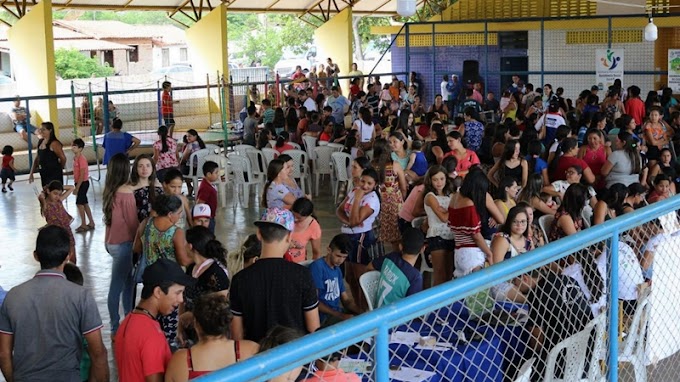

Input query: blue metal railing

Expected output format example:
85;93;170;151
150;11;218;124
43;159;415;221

199;195;680;381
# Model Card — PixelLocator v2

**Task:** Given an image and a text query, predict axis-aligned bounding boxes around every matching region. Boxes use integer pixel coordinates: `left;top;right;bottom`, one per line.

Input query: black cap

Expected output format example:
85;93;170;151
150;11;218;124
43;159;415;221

142;259;195;288
401;227;425;254
591;85;600;91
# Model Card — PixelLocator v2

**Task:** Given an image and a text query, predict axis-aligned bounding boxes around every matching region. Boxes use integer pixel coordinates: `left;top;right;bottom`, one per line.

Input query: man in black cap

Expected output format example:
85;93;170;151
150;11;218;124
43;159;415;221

114;259;194;382
366;227;426;308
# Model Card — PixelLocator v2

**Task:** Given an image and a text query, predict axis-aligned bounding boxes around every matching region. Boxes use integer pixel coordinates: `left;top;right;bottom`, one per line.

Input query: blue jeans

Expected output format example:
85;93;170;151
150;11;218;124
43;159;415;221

105;241;134;334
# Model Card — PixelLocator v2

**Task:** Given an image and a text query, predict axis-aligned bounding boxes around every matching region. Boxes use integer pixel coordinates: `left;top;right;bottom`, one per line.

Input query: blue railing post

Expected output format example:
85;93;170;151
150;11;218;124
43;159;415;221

608;230;620;381
375;324;389;382
25;99;32;168
540;19;545;86
103;78;110;133
157;81;163;127
405;23;410;79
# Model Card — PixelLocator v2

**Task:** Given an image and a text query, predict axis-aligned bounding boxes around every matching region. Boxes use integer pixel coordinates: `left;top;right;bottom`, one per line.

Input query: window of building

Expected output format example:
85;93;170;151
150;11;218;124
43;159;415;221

103;50;114;67
180;47;188;62
162;48;170;67
129;45;139;62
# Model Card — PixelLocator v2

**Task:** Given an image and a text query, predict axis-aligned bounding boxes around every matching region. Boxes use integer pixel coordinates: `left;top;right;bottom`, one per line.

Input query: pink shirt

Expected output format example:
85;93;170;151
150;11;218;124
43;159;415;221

303;369;361;382
399;184;424;222
73;154;89;183
153;138;179;170
105;192;140;244
285;218;322;263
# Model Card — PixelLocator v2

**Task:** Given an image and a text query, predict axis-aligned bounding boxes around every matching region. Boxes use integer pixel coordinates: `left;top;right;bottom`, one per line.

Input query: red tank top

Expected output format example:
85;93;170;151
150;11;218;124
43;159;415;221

187;341;240;379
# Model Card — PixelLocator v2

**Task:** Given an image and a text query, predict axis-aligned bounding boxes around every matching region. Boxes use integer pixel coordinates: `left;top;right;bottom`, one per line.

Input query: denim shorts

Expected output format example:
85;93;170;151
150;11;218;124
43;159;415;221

427;236;455;252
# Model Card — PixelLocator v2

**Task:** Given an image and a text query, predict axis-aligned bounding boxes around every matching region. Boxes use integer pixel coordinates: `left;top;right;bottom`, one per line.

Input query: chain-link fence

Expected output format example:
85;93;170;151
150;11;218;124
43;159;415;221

203;195;680;381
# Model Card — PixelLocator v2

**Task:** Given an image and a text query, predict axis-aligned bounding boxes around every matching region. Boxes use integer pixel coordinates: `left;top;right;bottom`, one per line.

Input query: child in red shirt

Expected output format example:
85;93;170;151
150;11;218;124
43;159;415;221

196;161;219;233
71;138;95;232
319;122;333;142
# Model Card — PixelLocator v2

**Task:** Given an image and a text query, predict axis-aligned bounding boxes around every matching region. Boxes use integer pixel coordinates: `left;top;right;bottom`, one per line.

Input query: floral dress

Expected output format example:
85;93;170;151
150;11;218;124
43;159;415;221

378;163;403;243
549;210;583;242
44;200;75;257
142;218;180;347
134;186;163;222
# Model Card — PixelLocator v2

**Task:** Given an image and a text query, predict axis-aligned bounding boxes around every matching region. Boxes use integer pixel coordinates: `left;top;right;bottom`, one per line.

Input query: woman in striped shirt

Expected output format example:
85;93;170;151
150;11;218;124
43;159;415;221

449;167;495;278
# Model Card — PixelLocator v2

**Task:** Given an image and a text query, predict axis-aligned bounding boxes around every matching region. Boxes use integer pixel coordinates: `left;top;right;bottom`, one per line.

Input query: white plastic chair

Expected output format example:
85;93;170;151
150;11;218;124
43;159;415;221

514;358;535;382
364;149;374;161
542;313;605;382
581;207;593;229
246;147;267;185
289;142;301;150
268;139;276;148
327;142;345;152
299;259;314;267
618;288;651;382
313;145;334;196
63;150;74;185
205;144;220;155
232;144;254;156
204;154;229;207
282;149;311;195
227;153;258;208
261;147;278;165
538;214;554;244
302;135;318;160
331;152;352;204
359;270;381;311
188;148;214;193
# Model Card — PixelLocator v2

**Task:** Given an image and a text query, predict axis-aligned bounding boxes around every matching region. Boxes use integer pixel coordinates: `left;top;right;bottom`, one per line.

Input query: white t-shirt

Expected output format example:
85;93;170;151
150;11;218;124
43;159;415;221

440;81;450;100
424;192;454;239
303;97;317;112
341;188;380;234
616;241;645;301
535;112;566;132
353;120;374;143
562;253;608;316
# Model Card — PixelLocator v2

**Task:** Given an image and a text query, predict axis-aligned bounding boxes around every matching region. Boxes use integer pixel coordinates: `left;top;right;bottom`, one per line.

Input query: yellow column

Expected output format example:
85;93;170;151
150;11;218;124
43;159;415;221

8;0;58;132
314;8;353;95
185;4;228;118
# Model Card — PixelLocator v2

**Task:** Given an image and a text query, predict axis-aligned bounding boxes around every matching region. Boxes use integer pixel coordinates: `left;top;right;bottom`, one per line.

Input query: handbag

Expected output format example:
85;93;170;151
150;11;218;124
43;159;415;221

132;251;147;284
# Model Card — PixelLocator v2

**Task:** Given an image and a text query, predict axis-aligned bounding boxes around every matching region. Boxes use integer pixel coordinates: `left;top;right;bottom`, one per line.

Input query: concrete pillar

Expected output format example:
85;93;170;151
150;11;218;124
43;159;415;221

185;4;228;118
8;0;58;131
314;8;353;95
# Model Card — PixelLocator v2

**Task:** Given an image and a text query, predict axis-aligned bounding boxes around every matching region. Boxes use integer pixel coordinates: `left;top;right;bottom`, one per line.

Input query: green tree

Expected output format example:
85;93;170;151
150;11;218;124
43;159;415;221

54;49;115;79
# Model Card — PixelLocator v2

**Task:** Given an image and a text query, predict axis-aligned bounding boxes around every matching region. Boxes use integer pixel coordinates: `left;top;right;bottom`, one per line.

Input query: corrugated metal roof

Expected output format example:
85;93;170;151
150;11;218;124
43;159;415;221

0;38;133;53
25;0;425;16
54;20;186;45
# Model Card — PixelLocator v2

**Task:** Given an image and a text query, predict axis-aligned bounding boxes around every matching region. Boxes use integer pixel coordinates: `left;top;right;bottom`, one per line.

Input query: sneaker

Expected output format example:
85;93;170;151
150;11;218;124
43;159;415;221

7;185;12;191
1;188;5;193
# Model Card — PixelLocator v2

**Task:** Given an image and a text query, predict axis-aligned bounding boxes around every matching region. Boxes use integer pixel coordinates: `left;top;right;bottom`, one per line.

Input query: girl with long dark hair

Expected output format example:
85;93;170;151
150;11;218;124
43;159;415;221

153;125;179;182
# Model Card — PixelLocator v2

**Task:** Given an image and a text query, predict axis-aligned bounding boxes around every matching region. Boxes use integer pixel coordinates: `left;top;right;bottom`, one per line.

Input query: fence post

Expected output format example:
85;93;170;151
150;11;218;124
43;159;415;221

157;81;163;127
375;324;389;382
88;83;97;153
25;99;32;168
103;78;110;134
608;16;612;49
70;81;77;139
405;23;410;79
540;19;545;86
431;23;436;98
484;21;489;93
608;230;620;381
207;73;213;128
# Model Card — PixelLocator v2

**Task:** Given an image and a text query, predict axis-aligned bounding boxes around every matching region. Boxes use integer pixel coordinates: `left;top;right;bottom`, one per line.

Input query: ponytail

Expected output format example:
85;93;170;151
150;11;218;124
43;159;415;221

204;239;228;267
158;125;169;153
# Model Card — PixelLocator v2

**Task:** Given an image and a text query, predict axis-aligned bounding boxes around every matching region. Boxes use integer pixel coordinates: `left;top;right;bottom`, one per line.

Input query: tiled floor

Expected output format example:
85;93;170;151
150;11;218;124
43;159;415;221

0;170;343;379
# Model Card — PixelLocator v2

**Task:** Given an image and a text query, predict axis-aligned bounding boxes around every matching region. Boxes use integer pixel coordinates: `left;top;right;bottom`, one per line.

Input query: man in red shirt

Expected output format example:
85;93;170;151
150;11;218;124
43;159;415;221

196;161;219;233
115;259;194;382
624;85;645;127
161;81;179;136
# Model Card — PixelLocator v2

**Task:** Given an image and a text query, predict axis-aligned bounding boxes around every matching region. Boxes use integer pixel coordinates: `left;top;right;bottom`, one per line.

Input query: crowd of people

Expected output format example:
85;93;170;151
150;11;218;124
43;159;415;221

0;66;678;382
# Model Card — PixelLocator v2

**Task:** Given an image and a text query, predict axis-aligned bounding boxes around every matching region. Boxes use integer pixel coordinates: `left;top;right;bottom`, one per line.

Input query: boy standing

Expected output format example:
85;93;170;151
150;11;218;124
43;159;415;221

71;138;95;232
102;118;140;165
309;234;361;325
196;161;218;233
161;81;179;136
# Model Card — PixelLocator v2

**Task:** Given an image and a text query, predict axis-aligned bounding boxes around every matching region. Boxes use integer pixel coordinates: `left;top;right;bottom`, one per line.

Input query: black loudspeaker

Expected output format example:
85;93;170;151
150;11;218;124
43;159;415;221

462;60;480;85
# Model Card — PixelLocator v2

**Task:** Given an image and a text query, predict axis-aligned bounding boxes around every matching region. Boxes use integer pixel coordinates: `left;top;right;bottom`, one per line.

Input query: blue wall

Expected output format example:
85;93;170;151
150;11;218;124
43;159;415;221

391;39;527;105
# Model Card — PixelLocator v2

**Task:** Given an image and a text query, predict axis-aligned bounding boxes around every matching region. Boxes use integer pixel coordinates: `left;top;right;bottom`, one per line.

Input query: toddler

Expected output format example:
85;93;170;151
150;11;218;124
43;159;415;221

405;140;428;178
39;180;76;263
1;145;15;193
539;192;557;209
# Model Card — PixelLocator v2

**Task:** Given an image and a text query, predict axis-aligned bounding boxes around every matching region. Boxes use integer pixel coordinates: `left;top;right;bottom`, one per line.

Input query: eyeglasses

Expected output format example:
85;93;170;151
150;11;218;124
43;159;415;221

565;170;577;176
512;220;528;225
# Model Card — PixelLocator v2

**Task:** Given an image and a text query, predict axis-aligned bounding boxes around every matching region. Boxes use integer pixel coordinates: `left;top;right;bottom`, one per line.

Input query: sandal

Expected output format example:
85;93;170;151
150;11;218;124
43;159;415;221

75;226;89;233
87;224;95;231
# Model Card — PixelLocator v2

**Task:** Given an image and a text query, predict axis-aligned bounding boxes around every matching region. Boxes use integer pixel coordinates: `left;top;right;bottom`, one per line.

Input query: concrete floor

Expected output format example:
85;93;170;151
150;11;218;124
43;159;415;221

0;170;343;380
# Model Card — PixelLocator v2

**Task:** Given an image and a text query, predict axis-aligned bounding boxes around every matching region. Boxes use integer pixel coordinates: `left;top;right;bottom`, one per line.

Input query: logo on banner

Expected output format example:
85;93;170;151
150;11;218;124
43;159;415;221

601;49;621;70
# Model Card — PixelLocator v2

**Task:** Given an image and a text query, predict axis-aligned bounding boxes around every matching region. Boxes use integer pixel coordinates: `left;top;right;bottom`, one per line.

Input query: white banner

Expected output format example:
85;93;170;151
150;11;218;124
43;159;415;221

668;49;680;93
595;49;624;90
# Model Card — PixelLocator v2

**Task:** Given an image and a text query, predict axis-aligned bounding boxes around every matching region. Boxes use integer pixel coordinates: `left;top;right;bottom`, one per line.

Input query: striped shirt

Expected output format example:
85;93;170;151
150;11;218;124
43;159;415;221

448;205;481;248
